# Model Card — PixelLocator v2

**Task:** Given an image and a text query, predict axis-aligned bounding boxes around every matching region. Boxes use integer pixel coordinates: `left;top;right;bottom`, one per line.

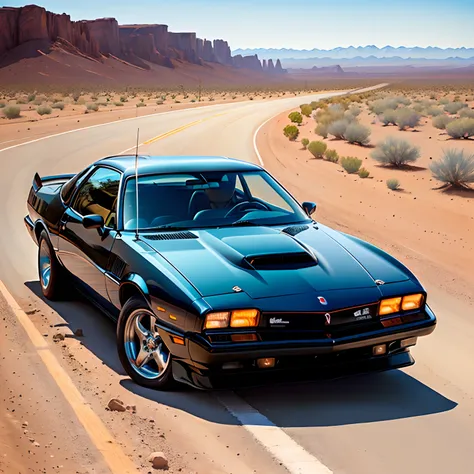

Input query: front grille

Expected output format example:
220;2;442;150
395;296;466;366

144;231;197;241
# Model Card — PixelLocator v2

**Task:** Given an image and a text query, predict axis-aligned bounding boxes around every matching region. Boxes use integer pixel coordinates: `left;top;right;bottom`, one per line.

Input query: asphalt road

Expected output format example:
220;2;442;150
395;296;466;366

1;86;473;474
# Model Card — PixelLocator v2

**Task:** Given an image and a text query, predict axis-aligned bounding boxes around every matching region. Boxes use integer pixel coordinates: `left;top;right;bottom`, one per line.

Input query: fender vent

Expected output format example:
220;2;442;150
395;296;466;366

246;252;316;270
282;225;309;236
109;256;127;279
144;231;197;241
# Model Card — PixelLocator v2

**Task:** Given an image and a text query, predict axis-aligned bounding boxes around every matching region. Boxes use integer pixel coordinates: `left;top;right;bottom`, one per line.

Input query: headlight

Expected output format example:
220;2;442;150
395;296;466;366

204;311;230;329
230;309;260;328
401;293;424;311
204;309;260;329
378;297;402;316
378;294;424;316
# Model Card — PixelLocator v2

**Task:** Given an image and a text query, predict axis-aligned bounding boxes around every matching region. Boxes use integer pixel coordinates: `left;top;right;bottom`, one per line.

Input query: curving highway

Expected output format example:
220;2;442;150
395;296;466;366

1;86;473;474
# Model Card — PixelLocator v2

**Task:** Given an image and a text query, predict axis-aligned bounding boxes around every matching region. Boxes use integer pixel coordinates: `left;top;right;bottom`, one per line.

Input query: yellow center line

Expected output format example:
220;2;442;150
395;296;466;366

0;281;137;474
143;112;227;145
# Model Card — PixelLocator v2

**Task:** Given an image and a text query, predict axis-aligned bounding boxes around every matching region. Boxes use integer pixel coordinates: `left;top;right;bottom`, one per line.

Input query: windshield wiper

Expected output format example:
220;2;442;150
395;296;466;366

148;225;186;231
230;220;258;227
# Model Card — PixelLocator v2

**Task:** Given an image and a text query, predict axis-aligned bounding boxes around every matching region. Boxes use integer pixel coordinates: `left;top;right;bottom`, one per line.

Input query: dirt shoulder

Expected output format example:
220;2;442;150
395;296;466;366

257;108;474;310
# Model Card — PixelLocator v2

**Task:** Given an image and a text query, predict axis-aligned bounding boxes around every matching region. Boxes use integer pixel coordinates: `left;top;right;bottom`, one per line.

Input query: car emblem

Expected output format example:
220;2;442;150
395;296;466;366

232;286;242;293
325;313;331;325
318;296;328;305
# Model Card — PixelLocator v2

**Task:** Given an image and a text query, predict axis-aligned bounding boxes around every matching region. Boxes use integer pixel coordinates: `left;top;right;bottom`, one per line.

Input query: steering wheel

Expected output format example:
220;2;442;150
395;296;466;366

225;201;270;217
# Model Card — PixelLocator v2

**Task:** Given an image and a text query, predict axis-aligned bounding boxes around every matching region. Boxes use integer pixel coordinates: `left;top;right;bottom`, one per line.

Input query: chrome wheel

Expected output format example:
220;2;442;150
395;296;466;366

124;309;170;380
39;239;52;290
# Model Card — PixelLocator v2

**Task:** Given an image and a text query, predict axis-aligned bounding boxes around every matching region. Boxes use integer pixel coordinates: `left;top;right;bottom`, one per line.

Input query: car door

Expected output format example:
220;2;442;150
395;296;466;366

57;166;121;303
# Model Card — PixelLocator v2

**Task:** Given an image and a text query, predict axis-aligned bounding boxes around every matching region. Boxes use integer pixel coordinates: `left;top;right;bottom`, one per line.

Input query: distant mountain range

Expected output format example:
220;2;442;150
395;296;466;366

232;46;474;60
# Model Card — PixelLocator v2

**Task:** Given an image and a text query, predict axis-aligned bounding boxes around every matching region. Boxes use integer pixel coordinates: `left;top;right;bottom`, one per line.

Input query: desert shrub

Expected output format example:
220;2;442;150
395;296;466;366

386;178;400;190
136;102;147;107
37;105;52;115
86;103;99;112
380;109;398;126
156;100;164;105
27;93;36;102
432;114;453;130
310;100;326;110
459;108;474;119
51;102;65;110
0;102;5;108
301;138;309;149
283;124;299;141
288;111;303;125
97;101;108;106
328;103;346;115
2;105;21;119
16;98;27;104
430;149;474;187
446;118;474;139
425;106;443;117
358;168;370;178
348;105;361;117
314;123;328;138
438;97;450;105
307;141;327;158
369;97;398;115
328;119;349;139
371;137;420;167
324;149;339;163
33;99;43;106
340;156;362;174
114;102;124;106
395;108;421;130
344;122;371;145
120;96;128;103
300;104;312;117
444;101;467;114
90;95;98;101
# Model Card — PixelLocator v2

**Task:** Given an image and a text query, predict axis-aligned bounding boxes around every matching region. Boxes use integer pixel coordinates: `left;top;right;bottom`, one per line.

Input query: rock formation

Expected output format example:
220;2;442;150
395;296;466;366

0;3;283;75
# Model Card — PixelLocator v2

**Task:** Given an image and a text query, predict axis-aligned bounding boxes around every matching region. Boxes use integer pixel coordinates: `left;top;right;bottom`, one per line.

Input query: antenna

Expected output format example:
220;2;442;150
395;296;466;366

134;129;140;241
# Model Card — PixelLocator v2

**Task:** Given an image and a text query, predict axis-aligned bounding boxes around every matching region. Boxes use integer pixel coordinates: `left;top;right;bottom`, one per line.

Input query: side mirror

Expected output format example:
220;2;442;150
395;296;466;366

83;214;104;230
302;201;317;216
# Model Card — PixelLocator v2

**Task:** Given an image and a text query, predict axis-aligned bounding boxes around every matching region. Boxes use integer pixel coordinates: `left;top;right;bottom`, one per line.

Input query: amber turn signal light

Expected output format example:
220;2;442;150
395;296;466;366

401;294;423;311
378;297;402;316
230;309;260;328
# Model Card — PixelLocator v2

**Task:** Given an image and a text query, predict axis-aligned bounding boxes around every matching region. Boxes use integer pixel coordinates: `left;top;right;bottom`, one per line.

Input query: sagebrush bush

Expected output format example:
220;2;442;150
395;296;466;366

87;103;99;111
328;119;349;139
425;106;443;117
369;97;398;115
344;122;371;145
358;168;370;178
439;97;450;105
2;105;21;119
27;93;36;102
395;108;421;130
459;108;474;119
430;149;474;187
0;102;6;108
301;138;309;149
136;102;147;107
340;156;362;174
51;102;64;110
288;111;303;125
380;109;398;126
324;149;339;163
432;114;453;130
37;105;52;115
386;178;400;190
446;118;474;139
307;141;327;158
283;124;299;141
300;104;312;117
348;105;361;117
444;101;467;114
114;102;125;106
120;96;128;103
371;137;420;167
314;123;328;138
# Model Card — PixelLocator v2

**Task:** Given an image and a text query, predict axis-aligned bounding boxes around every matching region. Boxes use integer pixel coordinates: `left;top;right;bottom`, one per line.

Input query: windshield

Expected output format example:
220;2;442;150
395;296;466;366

122;170;310;230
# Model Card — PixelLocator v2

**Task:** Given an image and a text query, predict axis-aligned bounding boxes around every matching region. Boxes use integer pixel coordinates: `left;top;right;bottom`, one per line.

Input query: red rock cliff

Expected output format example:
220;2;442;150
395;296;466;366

85;18;120;56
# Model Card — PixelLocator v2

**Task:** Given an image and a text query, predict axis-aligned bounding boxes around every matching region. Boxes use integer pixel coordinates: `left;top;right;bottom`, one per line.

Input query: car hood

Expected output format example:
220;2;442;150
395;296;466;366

143;225;410;299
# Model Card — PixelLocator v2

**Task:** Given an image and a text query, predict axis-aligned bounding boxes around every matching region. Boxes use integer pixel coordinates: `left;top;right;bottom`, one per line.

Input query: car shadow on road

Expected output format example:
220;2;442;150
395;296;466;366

27;280;457;428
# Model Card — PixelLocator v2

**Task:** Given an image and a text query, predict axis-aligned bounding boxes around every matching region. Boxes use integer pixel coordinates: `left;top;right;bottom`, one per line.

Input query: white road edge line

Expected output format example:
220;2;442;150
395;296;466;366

218;392;333;474
0;101;232;154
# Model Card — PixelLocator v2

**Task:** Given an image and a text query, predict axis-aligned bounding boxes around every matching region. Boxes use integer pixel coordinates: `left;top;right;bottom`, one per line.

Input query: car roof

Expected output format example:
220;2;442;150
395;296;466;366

96;155;262;177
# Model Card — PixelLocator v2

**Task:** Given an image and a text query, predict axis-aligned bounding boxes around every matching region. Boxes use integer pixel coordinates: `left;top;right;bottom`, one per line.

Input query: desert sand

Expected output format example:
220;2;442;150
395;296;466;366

259;91;474;309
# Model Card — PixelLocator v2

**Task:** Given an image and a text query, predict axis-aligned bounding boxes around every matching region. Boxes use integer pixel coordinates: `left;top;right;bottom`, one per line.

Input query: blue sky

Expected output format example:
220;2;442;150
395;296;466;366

4;0;472;49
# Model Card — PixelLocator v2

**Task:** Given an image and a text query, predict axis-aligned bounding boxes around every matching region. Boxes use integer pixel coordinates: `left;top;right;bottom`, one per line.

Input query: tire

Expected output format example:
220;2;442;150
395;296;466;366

38;230;66;300
117;295;176;390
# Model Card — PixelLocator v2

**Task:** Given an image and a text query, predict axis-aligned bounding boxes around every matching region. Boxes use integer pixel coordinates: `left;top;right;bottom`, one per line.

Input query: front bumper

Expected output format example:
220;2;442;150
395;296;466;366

171;305;436;389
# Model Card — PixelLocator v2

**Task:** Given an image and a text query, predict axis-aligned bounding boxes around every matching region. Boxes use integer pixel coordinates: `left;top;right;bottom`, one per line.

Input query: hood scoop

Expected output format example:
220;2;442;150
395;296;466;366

144;231;197;241
245;251;316;270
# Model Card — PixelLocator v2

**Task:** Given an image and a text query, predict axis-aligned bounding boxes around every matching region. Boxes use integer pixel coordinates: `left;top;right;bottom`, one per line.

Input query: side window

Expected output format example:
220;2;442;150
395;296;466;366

72;167;121;228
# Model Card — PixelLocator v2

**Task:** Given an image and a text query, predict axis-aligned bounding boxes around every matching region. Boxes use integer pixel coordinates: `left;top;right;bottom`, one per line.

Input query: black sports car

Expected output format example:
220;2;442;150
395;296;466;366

25;155;436;390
